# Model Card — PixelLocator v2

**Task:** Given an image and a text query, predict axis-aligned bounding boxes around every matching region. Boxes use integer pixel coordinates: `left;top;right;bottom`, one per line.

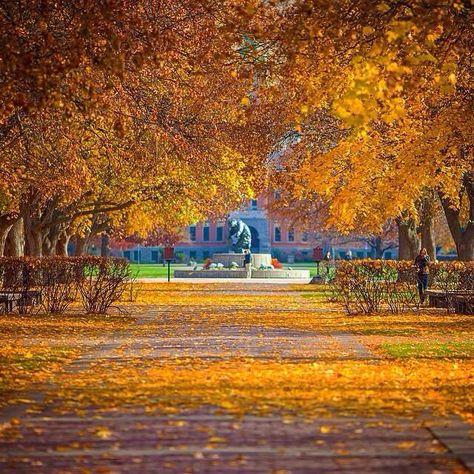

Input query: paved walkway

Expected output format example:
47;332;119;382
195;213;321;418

0;283;472;473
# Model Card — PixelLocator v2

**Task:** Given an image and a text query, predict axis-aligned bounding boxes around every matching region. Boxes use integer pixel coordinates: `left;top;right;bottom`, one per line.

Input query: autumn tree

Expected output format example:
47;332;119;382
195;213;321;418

0;1;286;257
241;0;474;260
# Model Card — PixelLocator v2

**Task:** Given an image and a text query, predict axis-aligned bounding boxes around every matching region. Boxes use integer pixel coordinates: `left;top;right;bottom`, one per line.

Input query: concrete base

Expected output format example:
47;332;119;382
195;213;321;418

212;252;273;269
212;253;245;267
174;268;310;279
174;269;247;278
252;253;272;269
252;269;310;279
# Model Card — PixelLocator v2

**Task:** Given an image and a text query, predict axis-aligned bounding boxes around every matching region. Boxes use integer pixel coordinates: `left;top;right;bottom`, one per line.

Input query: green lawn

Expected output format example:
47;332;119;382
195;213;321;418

380;341;474;359
129;263;321;278
129;263;185;278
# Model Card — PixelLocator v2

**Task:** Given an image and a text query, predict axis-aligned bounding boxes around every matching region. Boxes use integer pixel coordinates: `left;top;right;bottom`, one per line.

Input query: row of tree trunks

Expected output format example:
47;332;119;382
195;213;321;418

0;214;109;258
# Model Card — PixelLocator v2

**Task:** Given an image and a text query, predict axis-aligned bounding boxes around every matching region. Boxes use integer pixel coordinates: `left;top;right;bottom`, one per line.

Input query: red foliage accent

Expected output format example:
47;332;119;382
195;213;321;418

272;258;283;269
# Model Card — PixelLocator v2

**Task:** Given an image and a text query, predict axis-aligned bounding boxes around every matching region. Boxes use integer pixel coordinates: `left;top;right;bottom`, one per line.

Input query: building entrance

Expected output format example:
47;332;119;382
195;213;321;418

249;226;260;253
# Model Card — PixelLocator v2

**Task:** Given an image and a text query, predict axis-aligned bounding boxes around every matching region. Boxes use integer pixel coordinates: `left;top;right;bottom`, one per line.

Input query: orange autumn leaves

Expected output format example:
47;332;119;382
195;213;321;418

50;356;474;423
2;282;473;423
30;283;474;424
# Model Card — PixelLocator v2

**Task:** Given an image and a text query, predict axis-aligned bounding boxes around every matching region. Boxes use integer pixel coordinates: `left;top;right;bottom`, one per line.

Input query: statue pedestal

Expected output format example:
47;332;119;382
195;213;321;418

251;254;272;268
212;253;245;267
212;253;272;268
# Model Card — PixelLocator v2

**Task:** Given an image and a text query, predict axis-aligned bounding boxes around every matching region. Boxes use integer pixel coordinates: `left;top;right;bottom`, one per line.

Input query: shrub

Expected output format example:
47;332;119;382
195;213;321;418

38;258;83;314
77;258;132;314
332;260;390;314
332;260;474;315
0;256;131;314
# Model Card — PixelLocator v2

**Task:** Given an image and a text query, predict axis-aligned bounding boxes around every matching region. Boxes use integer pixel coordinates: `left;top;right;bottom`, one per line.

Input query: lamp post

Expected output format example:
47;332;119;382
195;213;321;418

163;247;175;282
311;246;324;283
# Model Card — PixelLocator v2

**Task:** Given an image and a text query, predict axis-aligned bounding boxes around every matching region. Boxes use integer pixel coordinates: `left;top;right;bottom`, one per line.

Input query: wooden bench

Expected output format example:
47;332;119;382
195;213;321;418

0;292;22;313
426;289;474;313
452;294;474;315
0;290;43;313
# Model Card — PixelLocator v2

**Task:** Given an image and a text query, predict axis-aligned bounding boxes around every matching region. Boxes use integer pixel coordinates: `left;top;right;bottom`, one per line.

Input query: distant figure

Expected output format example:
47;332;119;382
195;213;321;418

414;248;430;303
345;249;353;260
244;249;252;278
324;251;332;278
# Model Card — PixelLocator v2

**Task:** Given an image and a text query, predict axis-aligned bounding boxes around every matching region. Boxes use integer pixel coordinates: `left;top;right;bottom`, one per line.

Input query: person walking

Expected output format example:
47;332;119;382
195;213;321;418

244;249;252;279
324;251;332;280
414;248;430;303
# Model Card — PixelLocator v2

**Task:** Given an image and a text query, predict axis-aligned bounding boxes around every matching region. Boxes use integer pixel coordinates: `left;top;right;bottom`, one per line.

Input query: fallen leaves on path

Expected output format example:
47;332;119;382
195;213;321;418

1;283;473;426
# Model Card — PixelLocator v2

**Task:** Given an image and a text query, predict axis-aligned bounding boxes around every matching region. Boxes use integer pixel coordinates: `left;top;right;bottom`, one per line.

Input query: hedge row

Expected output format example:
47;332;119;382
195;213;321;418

0;257;132;314
331;260;474;314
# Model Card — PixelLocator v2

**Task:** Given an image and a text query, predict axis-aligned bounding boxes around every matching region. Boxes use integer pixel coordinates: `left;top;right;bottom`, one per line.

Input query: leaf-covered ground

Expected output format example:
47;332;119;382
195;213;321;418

0;282;473;473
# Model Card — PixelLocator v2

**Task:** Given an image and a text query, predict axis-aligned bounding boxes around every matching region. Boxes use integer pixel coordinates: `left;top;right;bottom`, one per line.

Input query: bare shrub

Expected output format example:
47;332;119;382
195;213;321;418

39;258;80;314
78;257;131;314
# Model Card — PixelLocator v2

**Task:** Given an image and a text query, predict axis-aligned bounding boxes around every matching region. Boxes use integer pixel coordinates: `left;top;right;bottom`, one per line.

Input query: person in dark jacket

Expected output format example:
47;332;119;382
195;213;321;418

414;248;430;303
244;249;252;278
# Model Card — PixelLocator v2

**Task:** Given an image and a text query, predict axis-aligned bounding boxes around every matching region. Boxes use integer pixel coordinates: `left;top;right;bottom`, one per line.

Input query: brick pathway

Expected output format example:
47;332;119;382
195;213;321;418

1;284;472;473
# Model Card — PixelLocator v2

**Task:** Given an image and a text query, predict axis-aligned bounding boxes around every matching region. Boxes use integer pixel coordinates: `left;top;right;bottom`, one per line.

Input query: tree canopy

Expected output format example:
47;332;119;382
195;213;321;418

1;0;473;259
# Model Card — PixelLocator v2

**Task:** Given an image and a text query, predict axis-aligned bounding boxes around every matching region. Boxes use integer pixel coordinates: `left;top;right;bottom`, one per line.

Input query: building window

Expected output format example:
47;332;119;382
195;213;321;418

189;225;196;241
124;250;131;260
203;251;210;260
250;199;258;210
274;191;281;199
302;232;309;242
190;250;197;260
274;225;281;242
151;250;159;262
216;226;223;241
203;224;210;241
288;228;295;242
134;250;140;262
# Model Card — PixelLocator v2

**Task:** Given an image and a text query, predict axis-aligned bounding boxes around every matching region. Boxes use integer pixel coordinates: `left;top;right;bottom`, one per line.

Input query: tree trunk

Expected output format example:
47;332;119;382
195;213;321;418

396;218;419;260
420;217;436;261
23;207;44;257
26;228;43;257
73;235;88;256
100;233;110;257
0;219;13;257
374;236;384;259
457;238;474;261
440;173;474;261
5;218;25;256
57;232;70;256
420;195;437;261
42;224;62;256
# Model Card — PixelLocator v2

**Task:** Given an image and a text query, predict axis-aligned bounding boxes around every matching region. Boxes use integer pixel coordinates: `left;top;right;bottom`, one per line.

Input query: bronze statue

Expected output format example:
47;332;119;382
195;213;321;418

228;218;251;253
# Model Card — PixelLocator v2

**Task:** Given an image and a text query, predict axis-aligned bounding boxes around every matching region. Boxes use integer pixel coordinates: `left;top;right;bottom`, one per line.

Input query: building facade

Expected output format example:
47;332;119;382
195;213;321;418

111;196;390;263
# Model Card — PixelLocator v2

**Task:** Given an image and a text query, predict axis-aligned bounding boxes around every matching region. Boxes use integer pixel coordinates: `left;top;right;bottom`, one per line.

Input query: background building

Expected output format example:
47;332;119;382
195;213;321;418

111;196;387;263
